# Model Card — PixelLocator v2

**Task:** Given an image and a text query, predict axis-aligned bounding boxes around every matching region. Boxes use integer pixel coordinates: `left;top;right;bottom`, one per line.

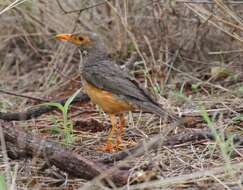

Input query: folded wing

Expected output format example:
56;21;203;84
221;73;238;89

82;60;175;119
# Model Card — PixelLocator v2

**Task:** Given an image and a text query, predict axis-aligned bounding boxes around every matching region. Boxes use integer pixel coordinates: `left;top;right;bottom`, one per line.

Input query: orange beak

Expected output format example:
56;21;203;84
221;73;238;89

55;33;81;45
55;33;72;41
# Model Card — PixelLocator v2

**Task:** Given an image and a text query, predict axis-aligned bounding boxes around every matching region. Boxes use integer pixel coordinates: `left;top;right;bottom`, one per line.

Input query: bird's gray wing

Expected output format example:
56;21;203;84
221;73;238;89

82;60;174;118
82;61;154;102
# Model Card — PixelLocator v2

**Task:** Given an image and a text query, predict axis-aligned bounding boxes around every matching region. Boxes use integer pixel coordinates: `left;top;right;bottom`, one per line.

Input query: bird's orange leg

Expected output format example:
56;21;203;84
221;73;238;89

116;114;125;146
100;114;117;152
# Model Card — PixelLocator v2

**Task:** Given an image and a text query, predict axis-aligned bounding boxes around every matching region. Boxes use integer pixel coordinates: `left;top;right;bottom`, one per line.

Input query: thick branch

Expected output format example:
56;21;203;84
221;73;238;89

0;120;128;186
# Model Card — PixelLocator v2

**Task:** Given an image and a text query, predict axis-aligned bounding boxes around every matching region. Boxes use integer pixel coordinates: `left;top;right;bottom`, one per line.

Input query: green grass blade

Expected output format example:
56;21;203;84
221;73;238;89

0;173;7;190
42;102;64;112
63;89;81;112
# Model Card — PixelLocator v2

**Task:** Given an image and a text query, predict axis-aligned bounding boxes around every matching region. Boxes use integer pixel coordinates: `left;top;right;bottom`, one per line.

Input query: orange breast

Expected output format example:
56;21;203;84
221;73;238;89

83;80;133;114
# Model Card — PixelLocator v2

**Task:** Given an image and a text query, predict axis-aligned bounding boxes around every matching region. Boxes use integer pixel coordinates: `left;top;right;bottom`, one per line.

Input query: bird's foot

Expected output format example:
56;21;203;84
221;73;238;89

115;137;121;146
99;142;115;152
98;139;124;152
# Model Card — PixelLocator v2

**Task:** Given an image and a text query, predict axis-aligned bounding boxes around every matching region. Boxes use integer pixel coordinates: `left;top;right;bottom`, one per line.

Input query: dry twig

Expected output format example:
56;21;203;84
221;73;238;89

0;92;90;121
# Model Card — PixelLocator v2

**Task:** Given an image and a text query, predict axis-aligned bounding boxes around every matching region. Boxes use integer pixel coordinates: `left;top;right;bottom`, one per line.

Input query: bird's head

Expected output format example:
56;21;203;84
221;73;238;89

55;32;105;55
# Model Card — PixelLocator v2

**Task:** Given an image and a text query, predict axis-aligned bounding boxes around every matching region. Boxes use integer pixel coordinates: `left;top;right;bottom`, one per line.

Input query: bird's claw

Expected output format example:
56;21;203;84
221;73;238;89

99;142;115;152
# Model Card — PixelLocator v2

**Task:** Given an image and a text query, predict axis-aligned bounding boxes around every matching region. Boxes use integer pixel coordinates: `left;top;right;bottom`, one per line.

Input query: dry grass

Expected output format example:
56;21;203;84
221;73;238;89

0;0;243;189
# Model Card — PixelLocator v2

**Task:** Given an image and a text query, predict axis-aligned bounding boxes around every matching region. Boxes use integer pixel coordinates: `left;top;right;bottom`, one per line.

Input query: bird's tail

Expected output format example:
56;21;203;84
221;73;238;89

142;102;178;120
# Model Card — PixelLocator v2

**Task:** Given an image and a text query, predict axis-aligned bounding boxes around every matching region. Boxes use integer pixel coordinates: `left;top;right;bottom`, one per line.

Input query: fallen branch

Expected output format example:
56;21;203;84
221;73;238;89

0;120;128;186
0;92;90;121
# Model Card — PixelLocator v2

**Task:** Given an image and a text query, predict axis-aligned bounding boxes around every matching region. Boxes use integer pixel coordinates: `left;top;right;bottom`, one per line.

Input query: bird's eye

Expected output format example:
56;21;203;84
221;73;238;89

78;36;84;41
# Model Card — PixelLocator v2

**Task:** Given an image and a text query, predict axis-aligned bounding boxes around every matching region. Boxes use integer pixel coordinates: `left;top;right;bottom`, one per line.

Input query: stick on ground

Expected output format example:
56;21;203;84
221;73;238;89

0;92;90;121
0;120;128;186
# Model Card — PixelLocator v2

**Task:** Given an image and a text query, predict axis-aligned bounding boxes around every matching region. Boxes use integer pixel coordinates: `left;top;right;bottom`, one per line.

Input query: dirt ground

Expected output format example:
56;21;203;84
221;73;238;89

0;1;243;189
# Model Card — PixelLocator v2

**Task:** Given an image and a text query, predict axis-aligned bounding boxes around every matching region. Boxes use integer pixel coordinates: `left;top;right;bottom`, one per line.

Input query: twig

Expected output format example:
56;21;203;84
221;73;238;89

177;0;243;4
0;0;28;15
0;92;90;121
180;107;243;117
0;89;49;102
0;122;11;186
101;129;243;163
56;0;107;14
125;162;243;190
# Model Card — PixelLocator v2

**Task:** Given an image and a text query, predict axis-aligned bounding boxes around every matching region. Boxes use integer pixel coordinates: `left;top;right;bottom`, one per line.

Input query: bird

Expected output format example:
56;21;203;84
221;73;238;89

55;32;177;151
